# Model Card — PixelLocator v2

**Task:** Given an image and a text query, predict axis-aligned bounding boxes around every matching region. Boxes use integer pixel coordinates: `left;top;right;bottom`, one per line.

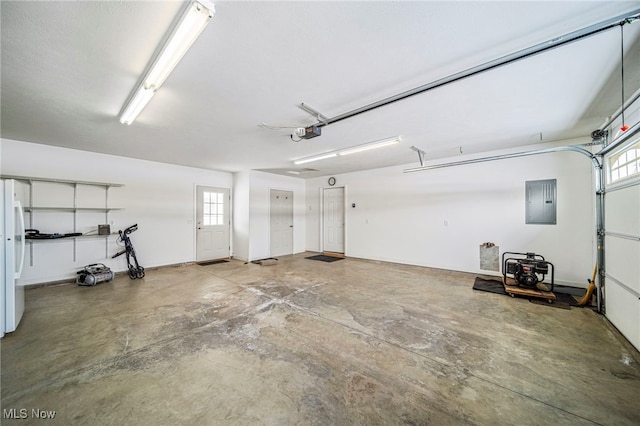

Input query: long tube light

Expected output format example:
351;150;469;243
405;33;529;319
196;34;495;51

292;136;402;165
119;1;215;125
293;153;338;165
120;87;155;126
338;137;401;156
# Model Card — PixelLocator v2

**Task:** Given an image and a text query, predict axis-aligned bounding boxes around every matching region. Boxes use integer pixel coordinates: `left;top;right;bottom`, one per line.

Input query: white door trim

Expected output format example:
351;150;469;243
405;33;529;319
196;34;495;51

195;185;231;262
269;188;294;257
321;185;346;255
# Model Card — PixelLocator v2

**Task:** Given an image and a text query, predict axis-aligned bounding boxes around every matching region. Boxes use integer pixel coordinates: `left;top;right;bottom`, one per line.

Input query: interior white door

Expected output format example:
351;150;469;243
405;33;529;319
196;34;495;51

323;187;345;254
270;189;293;257
196;186;230;262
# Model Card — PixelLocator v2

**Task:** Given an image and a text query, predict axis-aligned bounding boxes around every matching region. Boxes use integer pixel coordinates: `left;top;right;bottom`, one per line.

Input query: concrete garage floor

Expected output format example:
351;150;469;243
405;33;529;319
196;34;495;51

2;253;639;425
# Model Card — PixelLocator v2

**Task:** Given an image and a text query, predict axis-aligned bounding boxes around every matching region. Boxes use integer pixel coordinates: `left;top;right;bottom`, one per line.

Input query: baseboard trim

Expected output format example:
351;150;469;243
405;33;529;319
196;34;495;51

23;261;197;290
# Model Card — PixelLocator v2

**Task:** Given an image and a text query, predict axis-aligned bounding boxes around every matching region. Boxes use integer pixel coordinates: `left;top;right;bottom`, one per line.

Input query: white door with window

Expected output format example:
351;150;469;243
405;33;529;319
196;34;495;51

323;187;345;254
270;189;294;257
196;186;230;262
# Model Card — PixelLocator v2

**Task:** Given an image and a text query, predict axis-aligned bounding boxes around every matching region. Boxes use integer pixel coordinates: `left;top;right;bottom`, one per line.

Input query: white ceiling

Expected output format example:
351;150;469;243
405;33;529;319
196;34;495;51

2;1;640;178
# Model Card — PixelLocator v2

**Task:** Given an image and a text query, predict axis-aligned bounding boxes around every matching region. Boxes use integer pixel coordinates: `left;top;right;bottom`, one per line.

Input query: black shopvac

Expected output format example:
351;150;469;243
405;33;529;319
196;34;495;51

112;224;145;279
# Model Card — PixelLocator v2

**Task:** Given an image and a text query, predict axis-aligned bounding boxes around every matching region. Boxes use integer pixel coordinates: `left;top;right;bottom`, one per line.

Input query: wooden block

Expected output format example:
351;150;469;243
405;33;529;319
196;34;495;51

503;277;555;300
322;252;345;258
504;285;555;300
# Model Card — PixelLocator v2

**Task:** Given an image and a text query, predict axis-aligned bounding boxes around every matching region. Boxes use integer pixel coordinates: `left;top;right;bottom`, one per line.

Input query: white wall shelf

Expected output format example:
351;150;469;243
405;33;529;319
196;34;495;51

0;174;123;188
24;207;123;212
0;175;124;263
26;233;120;241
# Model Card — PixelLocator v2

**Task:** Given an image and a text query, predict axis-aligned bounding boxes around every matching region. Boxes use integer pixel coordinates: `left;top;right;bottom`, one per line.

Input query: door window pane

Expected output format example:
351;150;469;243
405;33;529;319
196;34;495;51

202;191;224;226
609;140;640;183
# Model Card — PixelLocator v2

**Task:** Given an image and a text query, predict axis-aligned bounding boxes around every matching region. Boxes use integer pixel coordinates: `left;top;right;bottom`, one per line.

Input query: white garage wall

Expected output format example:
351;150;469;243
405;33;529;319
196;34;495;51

306;141;595;286
1;138;232;285
232;171;251;261
2;137;594;286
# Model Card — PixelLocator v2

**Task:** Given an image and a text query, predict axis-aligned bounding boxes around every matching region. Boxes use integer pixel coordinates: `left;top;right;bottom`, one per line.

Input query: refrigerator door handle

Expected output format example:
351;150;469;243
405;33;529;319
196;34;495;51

15;200;25;279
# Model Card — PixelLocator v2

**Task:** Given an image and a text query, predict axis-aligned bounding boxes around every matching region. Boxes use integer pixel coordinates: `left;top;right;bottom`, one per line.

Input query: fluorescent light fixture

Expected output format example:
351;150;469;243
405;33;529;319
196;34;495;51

120;87;155;125
291;136;402;165
293;153;338;165
119;1;215;125
338;137;402;156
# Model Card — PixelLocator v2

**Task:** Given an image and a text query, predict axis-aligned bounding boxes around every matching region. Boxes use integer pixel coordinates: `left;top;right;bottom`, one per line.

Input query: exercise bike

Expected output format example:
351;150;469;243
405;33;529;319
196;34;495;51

112;224;145;279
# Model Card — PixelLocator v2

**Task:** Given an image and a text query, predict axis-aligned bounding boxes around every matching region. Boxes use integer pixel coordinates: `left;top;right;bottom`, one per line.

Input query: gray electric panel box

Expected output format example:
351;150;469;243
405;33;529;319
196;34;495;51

525;179;557;224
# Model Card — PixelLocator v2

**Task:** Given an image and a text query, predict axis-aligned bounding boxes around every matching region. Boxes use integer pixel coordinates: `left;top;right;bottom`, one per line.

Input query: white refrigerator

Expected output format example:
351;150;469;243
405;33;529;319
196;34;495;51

1;179;26;338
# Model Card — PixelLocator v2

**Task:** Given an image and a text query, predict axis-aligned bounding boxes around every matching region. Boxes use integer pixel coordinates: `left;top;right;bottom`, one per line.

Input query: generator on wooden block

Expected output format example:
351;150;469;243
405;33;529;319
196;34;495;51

502;252;554;292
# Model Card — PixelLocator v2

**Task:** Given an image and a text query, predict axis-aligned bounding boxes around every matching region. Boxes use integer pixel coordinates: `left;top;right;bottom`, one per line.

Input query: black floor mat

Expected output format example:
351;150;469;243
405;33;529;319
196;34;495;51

472;277;507;295
553;285;586;297
473;277;582;309
529;292;579;309
305;255;344;263
198;259;229;266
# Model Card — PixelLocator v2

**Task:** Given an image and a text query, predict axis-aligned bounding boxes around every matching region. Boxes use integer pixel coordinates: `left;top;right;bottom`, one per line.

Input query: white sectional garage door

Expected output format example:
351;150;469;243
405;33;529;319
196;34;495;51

604;142;640;352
